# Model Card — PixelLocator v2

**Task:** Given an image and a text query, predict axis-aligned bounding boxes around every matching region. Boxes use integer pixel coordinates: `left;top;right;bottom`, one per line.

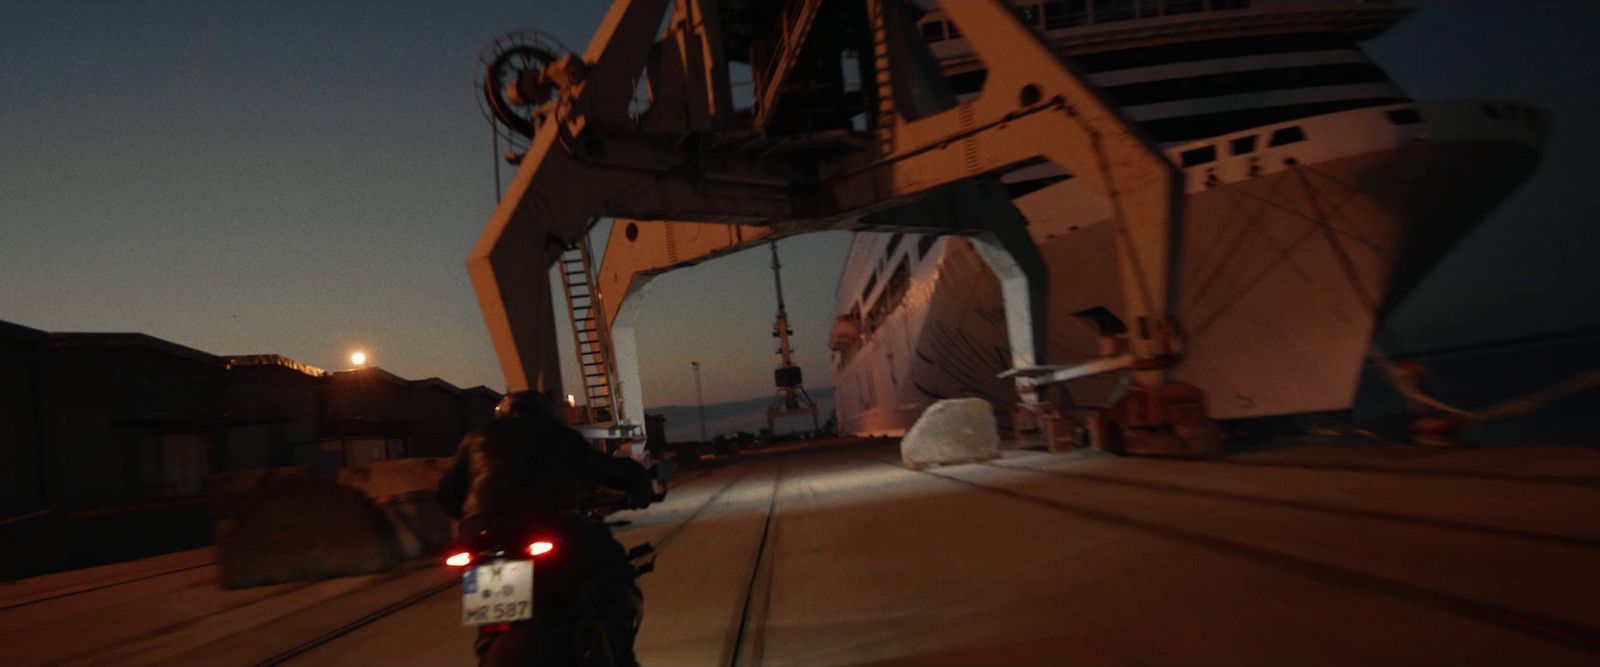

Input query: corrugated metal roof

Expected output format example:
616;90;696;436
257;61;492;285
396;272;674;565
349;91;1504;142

223;354;329;377
0;319;48;344
463;385;504;399
329;366;411;387
412;377;464;394
49;332;221;366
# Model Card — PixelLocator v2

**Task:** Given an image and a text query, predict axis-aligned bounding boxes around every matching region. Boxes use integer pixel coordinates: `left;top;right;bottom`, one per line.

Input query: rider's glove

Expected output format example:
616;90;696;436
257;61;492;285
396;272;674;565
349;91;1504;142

624;481;657;509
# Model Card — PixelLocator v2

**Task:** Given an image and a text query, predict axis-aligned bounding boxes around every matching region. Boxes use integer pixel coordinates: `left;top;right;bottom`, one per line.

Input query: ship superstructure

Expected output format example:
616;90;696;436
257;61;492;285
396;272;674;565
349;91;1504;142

830;0;1549;435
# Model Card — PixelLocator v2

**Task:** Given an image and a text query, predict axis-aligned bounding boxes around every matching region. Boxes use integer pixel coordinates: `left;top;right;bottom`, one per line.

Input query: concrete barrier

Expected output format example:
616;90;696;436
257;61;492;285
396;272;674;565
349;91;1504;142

211;466;312;545
337;458;452;498
901;398;1001;470
2;499;213;581
338;458;455;559
212;459;464;588
0;511;69;581
216;478;401;589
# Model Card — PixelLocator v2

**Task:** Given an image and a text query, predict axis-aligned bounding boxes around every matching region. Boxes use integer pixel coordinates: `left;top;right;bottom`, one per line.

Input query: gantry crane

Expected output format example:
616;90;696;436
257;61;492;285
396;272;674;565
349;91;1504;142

765;240;820;435
470;0;1214;455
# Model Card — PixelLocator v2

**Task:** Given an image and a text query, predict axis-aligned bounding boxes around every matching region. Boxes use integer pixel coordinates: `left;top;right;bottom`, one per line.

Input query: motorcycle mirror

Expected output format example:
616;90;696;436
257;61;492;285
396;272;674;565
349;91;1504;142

653;460;678;480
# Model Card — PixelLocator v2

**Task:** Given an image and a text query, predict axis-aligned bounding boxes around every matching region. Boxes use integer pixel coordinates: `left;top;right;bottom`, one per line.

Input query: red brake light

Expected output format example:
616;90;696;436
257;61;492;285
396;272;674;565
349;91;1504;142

445;551;472;567
528;541;554;557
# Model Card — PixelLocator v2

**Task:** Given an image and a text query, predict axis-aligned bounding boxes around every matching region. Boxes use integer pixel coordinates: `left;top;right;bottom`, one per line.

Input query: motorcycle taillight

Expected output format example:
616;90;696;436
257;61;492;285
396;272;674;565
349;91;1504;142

445;551;472;567
528;540;554;557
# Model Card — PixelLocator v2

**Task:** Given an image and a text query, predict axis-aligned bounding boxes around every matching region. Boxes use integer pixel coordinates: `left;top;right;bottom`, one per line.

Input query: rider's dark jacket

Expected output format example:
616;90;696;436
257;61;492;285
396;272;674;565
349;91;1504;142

437;414;651;523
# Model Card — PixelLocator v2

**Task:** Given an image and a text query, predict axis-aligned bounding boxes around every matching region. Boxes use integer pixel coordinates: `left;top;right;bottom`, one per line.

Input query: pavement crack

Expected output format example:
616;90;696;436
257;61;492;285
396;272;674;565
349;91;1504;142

984;460;1600;549
890;458;1600;656
728;460;785;667
652;464;759;556
0;561;218;612
253;575;457;667
1211;459;1600;489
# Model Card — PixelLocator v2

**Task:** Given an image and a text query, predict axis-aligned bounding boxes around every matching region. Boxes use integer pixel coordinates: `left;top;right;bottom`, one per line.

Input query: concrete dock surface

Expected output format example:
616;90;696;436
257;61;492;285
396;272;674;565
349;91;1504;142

4;439;1600;666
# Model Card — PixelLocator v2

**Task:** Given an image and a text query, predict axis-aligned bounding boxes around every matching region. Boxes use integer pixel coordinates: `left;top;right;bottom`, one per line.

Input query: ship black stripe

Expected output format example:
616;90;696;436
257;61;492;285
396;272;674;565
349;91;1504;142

1141;96;1409;144
1103;63;1392;108
1073;31;1360;73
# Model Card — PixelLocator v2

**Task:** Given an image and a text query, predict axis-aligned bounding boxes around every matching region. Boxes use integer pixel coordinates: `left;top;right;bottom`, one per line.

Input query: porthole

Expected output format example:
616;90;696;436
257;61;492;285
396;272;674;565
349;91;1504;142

1020;84;1042;106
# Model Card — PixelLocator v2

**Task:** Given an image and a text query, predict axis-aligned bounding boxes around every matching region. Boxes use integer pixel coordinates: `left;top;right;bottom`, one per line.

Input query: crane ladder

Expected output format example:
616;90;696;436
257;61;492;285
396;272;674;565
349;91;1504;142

558;238;618;425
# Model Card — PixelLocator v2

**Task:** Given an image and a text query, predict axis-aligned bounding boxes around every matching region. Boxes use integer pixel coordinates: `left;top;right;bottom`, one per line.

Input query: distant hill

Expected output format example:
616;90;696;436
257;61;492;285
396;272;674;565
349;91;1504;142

644;387;836;442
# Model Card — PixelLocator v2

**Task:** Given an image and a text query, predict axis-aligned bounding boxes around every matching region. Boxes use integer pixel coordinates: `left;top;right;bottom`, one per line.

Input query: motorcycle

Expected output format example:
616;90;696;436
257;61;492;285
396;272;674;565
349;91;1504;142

445;461;674;667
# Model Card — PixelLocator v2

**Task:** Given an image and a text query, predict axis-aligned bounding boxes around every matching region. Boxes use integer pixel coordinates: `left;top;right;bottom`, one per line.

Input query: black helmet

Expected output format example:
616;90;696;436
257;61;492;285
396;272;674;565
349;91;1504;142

494;390;559;421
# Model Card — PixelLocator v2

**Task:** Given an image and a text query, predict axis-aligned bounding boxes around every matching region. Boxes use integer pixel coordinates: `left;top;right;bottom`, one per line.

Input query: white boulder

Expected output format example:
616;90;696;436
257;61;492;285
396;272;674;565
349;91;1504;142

901;398;1001;469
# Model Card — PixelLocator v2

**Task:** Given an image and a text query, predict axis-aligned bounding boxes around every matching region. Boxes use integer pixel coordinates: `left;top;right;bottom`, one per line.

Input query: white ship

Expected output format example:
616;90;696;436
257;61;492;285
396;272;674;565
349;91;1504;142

828;0;1549;436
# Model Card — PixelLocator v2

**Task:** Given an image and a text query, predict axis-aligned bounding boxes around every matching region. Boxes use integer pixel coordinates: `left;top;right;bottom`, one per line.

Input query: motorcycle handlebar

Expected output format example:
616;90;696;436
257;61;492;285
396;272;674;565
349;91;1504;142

575;461;673;516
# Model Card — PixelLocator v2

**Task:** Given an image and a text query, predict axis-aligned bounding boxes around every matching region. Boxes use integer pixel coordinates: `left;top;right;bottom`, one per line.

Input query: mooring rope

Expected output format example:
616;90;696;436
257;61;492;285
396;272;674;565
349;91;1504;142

1369;352;1600;423
1289;161;1600;424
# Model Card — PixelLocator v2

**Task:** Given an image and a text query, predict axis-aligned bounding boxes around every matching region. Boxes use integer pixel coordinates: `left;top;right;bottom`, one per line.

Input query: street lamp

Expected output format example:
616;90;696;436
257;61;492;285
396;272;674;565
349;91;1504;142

692;361;707;443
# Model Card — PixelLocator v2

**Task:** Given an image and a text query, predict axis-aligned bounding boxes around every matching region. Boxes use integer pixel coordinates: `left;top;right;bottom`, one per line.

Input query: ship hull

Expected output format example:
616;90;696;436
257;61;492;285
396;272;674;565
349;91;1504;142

834;100;1547;435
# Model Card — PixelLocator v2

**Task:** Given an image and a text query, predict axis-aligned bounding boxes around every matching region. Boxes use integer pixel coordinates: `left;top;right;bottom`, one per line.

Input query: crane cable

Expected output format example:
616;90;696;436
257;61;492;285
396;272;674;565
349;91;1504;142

490;118;503;201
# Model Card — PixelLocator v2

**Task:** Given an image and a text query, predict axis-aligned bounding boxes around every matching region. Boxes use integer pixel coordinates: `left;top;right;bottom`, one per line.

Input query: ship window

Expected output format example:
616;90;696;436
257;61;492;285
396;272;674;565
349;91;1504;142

1165;0;1204;14
1385;108;1423;125
1481;104;1502;120
947;70;988;95
921;20;945;42
1268;125;1306;146
946;21;960;39
1229;135;1257;156
1180;145;1217;167
864;259;911;333
917;234;938;260
1094;0;1135;23
1043;1;1086;29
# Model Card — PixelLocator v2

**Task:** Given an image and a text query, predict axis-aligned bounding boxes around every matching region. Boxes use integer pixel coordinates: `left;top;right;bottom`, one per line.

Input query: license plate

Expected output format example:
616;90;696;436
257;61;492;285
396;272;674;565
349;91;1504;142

461;559;533;625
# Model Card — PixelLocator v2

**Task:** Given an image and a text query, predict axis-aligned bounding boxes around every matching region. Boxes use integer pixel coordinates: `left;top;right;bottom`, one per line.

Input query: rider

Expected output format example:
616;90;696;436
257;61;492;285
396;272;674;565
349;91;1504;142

438;390;658;666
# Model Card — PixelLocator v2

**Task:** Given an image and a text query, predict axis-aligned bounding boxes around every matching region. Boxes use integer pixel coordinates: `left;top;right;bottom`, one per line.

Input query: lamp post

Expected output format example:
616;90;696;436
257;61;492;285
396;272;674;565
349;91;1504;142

347;349;372;465
692;361;707;443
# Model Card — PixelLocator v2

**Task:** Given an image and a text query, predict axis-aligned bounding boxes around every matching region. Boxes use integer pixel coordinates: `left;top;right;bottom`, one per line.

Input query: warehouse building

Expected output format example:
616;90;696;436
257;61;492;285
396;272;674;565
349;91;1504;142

0;320;498;519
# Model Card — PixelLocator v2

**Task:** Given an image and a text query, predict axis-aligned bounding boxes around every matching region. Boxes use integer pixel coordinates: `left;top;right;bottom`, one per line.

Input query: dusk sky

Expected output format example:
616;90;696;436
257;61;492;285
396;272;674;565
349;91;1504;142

3;1;1597;408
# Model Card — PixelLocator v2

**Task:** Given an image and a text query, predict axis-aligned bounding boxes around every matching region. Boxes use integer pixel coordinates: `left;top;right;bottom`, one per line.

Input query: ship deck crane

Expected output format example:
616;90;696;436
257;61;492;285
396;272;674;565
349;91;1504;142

470;0;1216;456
